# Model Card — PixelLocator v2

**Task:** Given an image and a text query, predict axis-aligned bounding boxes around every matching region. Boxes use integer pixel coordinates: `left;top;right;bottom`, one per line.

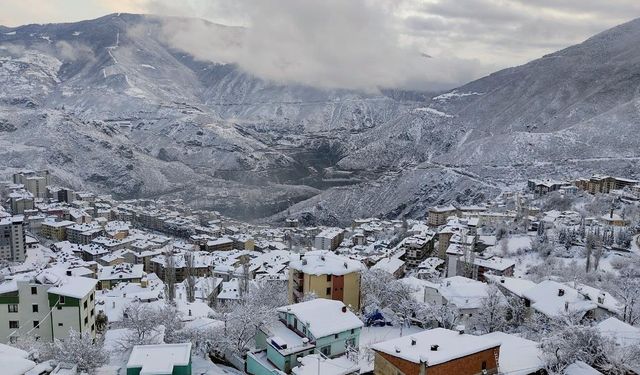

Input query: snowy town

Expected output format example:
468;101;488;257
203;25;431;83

0;169;639;375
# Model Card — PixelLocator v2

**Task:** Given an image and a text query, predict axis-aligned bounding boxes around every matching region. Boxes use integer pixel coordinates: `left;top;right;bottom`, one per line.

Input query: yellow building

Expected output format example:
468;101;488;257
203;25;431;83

288;250;363;311
40;220;75;241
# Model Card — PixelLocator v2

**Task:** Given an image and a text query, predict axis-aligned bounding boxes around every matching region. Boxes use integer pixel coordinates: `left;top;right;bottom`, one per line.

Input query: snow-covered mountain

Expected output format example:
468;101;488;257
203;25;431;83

1;14;639;223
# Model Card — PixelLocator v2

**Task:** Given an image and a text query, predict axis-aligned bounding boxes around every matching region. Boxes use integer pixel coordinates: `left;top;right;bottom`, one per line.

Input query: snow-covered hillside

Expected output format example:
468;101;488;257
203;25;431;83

1;13;640;224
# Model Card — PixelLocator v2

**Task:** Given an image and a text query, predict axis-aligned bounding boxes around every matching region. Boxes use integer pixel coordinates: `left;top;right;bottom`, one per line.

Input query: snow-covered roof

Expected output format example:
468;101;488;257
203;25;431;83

372;328;499;365
429;205;457;213
0;343;35;375
564;361;602;375
486;275;536;298
47;275;97;299
472;256;515;271
316;227;344;239
99;264;144;281
290;250;363;276
292;354;359;375
265;320;315;355
596;317;640;347
371;257;405;274
438;276;491;310
277;299;363;339
521;280;597;318
126;343;192;374
572;282;622;314
481;332;543;375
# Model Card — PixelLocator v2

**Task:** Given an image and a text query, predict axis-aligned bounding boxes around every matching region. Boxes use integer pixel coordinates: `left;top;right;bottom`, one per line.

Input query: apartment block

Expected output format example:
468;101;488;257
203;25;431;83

0;216;26;262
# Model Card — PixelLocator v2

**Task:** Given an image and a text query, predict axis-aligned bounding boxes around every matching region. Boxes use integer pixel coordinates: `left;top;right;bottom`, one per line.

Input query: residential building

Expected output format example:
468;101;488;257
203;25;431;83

527;179;567;196
445;247;515;281
576;175;639;194
371;257;406;278
0;272;97;344
288;251;363;311
403;234;435;268
66;223;105;245
98;263;144;290
8;190;34;214
0;216;26;262
41;219;75;241
247;299;363;375
522;280;598;320
428;205;457;227
314;228;345;251
403;276;493;324
13;170;50;199
372;328;500;375
204;237;234;252
126;343;192;375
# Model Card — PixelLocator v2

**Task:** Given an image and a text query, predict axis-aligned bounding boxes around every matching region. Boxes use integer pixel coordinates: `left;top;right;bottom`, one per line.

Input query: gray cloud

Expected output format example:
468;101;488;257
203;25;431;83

55;41;95;62
151;0;488;92
2;0;640;91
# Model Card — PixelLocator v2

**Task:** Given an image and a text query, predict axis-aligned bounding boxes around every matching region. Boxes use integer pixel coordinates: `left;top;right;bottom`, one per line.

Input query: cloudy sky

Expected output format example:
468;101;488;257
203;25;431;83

2;0;639;90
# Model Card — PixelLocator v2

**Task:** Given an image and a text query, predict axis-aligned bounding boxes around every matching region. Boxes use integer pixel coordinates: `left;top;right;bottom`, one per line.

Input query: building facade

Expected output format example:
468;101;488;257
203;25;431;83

0;216;26;262
288;251;363;311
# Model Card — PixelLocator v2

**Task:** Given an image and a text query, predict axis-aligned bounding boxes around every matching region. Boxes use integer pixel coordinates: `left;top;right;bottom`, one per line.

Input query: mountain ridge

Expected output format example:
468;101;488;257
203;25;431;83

1;13;639;224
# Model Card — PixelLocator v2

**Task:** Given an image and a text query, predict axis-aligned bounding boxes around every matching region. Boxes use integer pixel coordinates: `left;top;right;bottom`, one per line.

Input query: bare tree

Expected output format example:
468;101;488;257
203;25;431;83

184;252;196;303
471;285;506;333
119;303;165;350
164;250;176;303
541;325;619;374
50;329;108;374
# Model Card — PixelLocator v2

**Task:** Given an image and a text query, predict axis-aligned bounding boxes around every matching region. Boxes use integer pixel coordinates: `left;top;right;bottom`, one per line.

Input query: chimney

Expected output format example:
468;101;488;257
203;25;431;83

410;337;417;346
430;345;439;351
500;278;505;284
321;255;325;261
341;306;347;313
395;346;401;353
66;270;72;276
565;301;569;311
558;288;565;297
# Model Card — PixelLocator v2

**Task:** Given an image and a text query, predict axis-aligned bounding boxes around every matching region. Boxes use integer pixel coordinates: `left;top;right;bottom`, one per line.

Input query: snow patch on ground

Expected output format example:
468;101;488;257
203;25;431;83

433;90;483;101
412;107;453;117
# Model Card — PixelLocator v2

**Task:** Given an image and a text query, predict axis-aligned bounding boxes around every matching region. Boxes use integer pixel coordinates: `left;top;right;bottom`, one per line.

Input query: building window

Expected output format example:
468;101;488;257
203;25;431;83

91;324;95;332
31;286;37;295
57;306;62;310
91;308;95;317
326;275;332;282
326;287;331;295
84;317;88;325
32;304;39;313
33;321;39;328
482;361;487;370
84;300;88;309
58;323;63;327
9;321;19;329
9;336;17;344
8;304;18;313
320;345;331;356
59;296;65;304
350;329;355;334
90;293;94;302
346;337;356;348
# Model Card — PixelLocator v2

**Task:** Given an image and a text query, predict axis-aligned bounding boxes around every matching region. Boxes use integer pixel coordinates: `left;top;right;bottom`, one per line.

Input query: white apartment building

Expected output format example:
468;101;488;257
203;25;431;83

0;216;26;262
0;272;97;344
